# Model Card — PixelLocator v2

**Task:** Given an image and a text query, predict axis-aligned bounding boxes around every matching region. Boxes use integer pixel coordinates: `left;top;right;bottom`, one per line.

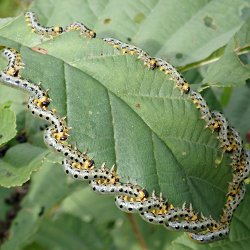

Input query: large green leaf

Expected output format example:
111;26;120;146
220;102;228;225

12;37;231;219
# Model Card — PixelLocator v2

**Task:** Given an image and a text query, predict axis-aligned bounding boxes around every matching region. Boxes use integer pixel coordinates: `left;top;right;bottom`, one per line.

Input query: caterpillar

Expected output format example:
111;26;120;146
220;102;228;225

227;127;242;160
25;12;63;38
154;58;190;94
103;38;191;94
63;158;115;180
2;48;24;76
188;225;229;243
221;182;246;223
140;203;195;225
103;38;157;69
165;216;219;233
65;22;96;38
0;71;48;100
210;111;230;147
28;102;67;133
114;191;162;213
231;150;250;185
89;179;148;200
1;12;248;242
189;91;212;125
44;126;94;167
25;11;96;40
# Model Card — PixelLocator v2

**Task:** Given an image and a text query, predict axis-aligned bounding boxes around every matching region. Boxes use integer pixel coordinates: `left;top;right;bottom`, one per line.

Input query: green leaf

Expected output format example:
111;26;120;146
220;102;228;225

27;214;116;250
0;143;47;187
202;19;250;87
15;34;232;219
0;187;12;220
0;0;28;18
0;106;16;145
224;84;250;140
1;162;68;250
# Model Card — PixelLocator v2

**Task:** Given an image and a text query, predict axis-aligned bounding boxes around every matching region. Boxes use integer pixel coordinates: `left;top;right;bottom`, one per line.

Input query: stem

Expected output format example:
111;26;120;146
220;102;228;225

126;213;148;250
179;47;250;73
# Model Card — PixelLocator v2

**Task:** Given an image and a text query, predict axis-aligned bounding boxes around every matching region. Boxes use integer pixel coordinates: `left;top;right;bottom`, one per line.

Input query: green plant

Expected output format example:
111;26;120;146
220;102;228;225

0;0;250;249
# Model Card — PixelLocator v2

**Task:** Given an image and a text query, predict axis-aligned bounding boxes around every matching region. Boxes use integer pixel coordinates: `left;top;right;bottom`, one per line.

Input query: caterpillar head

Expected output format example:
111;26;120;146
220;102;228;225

54;26;64;34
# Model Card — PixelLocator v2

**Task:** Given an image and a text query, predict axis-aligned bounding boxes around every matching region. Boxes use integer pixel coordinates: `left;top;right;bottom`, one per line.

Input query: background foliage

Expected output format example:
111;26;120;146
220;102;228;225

0;0;250;249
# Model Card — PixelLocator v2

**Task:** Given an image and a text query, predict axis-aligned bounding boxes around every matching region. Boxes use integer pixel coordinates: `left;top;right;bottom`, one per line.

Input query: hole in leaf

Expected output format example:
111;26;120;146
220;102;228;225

203;16;216;30
239;5;250;21
239;52;250;65
133;13;145;24
246;78;250;87
246;130;250;143
103;18;111;24
38;206;45;217
175;53;183;59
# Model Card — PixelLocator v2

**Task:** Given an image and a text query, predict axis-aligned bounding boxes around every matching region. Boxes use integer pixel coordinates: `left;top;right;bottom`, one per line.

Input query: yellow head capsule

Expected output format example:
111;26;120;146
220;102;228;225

138;189;148;201
89;30;96;38
54;26;63;34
